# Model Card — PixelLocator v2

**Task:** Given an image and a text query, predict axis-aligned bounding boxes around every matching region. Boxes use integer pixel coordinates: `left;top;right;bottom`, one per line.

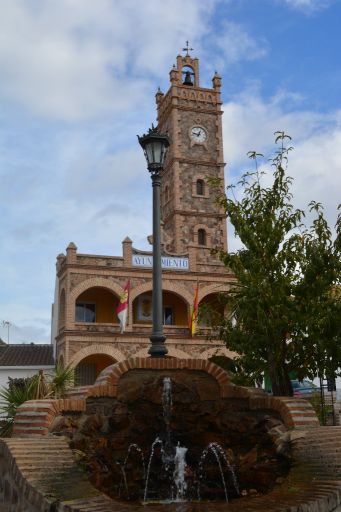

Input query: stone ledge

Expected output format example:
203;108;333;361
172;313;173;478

12;358;320;436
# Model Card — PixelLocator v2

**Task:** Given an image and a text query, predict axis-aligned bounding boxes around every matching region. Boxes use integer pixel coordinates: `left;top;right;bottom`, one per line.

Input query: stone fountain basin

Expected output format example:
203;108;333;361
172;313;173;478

2;358;341;511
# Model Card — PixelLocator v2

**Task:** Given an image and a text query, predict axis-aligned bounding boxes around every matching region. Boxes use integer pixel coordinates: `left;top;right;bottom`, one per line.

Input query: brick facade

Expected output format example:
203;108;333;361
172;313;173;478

52;52;236;379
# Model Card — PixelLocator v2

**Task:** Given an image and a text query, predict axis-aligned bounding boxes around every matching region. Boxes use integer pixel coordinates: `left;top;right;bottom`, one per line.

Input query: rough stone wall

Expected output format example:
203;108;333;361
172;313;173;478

49;370;290;500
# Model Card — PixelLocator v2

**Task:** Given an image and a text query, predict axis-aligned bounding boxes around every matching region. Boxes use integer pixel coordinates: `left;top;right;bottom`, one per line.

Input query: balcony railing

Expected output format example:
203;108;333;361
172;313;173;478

69;322;201;337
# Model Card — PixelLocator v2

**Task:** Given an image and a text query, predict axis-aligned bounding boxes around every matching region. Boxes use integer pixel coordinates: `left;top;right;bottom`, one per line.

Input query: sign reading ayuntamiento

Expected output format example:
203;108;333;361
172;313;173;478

132;254;189;270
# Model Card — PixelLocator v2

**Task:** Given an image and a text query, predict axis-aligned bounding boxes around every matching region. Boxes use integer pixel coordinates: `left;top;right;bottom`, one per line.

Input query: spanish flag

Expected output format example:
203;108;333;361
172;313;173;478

189;284;199;337
116;281;130;333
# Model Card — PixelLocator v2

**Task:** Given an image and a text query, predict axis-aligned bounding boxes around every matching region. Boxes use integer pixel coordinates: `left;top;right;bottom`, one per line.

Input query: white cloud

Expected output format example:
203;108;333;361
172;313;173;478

222;87;329;166
212;21;268;66
0;0;338;344
0;0;215;121
279;0;334;13
0;305;51;344
222;89;341;241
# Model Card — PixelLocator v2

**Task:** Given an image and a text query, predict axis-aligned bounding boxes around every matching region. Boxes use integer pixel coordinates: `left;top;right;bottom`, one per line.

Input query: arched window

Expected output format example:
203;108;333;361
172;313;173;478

196;179;205;196
182;65;194;86
59;289;66;329
198;229;206;246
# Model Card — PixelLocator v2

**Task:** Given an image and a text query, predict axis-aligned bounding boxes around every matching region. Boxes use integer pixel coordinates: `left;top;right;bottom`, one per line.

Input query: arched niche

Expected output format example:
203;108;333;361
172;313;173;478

198;292;226;327
133;290;189;326
75;286;120;324
75;353;117;386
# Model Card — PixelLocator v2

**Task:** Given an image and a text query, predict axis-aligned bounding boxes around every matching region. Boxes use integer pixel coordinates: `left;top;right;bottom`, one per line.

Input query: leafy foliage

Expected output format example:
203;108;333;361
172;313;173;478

0;379;38;436
48;362;75;398
0;364;75;436
210;132;341;396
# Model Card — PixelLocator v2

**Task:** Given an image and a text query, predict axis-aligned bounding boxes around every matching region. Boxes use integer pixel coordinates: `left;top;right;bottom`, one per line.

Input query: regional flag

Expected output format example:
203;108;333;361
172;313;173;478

116;281;130;333
189;284;199;337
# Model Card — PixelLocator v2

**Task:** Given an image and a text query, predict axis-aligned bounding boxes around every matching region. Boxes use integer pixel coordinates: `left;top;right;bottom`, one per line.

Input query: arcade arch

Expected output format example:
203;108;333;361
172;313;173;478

69;345;126;386
133;290;188;326
75;286;119;324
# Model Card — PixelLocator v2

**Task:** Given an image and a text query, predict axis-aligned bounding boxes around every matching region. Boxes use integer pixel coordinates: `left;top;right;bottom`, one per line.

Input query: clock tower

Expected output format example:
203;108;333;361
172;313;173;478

156;49;227;262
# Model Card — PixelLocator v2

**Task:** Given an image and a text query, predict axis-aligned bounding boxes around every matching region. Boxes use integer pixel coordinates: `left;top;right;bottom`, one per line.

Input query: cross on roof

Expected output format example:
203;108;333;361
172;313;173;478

182;41;193;56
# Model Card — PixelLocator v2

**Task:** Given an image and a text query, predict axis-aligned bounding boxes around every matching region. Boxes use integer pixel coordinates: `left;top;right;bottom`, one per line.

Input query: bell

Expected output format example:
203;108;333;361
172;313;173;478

183;71;193;86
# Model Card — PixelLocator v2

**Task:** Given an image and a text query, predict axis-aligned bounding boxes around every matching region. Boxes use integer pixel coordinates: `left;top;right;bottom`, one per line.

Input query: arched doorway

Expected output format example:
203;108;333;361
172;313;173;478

75;354;116;386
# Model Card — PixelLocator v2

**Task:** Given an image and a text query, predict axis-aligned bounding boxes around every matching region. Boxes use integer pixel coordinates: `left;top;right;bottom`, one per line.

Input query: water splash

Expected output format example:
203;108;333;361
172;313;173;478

118;443;145;499
198;442;239;502
118;463;128;498
199;443;228;502
162;377;172;450
143;437;164;501
123;443;146;479
209;442;239;496
119;378;240;504
173;444;188;501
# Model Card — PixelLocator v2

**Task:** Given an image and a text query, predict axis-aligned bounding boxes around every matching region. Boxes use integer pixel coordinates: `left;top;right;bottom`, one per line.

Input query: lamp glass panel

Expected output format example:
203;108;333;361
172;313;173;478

160;146;167;166
145;143;154;165
152;140;162;164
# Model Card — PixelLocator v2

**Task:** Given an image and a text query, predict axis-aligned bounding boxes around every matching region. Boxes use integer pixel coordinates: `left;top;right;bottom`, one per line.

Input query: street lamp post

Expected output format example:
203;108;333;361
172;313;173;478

138;126;170;357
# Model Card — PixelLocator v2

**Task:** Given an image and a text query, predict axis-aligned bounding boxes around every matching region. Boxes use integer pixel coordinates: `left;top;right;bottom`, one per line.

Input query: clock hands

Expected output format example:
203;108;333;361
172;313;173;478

190;126;206;143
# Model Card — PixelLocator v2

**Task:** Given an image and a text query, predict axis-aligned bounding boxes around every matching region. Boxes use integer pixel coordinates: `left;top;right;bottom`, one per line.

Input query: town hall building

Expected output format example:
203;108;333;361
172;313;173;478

51;49;236;385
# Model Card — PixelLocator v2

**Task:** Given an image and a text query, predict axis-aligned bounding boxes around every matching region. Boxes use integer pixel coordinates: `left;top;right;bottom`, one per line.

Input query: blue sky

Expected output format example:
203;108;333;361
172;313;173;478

0;0;340;344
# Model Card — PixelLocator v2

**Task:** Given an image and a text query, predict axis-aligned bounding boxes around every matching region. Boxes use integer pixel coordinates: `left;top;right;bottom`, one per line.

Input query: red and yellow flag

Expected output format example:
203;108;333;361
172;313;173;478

189;284;199;337
116;281;130;333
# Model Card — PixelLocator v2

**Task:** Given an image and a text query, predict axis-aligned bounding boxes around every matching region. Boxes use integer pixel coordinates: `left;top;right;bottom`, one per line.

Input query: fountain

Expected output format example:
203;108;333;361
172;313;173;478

4;357;339;511
141;378;239;503
51;366;291;505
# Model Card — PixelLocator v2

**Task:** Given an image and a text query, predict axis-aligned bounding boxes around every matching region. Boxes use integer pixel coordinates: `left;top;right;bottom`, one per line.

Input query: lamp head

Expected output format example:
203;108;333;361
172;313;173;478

138;125;170;173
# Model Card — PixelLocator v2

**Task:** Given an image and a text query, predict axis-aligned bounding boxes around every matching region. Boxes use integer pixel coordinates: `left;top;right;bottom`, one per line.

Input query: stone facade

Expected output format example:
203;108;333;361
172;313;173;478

157;53;226;255
51;51;235;382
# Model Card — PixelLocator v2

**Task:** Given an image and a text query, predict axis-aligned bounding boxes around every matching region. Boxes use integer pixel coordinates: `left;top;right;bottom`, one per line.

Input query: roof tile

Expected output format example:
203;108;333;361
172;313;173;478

0;344;54;366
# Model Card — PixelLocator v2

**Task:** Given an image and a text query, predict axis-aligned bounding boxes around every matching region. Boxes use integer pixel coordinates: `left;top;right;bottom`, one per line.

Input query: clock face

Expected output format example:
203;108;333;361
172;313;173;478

190;126;207;143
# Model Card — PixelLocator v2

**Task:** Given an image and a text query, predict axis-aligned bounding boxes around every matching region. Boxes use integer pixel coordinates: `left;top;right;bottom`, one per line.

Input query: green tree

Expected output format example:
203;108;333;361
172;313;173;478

211;132;341;396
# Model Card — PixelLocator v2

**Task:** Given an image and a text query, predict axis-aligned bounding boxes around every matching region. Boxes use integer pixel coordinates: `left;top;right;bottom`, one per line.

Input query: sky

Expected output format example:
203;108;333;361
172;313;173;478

0;0;340;344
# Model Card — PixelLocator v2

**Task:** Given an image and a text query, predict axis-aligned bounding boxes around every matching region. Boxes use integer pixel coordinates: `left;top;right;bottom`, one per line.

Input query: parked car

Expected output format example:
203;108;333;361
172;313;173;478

291;379;319;397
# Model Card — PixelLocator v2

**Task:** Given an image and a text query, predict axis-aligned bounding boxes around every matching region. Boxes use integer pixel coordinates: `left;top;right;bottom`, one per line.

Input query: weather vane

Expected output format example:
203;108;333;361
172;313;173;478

182;40;193;56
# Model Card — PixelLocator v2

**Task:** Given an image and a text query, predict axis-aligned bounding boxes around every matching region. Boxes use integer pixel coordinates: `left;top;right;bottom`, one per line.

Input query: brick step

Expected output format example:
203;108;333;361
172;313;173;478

24;468;89;482
61;496;117;511
302;434;341;440
16;454;75;462
65;386;89;395
10;446;73;452
16;462;76;472
295;450;339;456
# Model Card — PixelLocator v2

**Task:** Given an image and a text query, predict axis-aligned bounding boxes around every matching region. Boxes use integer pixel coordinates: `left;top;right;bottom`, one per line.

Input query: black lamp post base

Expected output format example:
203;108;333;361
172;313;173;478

148;334;168;357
